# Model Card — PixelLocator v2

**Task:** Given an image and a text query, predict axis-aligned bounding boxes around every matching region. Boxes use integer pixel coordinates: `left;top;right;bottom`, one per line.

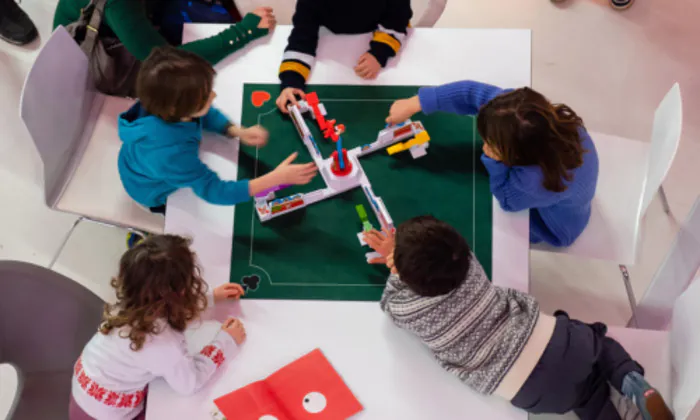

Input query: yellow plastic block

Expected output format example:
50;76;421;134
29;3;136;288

415;131;431;143
387;143;407;155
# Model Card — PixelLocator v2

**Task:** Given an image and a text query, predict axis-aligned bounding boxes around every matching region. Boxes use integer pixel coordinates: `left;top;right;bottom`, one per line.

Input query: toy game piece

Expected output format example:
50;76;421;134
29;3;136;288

214;349;363;420
330;149;352;176
251;91;271;108
355;205;373;232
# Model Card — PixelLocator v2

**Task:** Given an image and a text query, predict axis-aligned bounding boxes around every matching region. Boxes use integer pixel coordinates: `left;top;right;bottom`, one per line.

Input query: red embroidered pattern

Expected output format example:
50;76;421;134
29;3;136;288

200;345;216;357
104;391;120;407
199;345;226;368
73;357;146;409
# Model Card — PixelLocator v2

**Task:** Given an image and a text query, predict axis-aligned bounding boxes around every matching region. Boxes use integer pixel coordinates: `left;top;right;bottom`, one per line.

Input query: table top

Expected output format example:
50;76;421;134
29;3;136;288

151;25;531;420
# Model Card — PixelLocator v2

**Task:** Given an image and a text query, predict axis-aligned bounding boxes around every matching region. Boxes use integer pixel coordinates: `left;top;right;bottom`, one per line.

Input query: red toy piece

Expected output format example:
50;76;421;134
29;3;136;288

213;349;363;420
330;149;352;176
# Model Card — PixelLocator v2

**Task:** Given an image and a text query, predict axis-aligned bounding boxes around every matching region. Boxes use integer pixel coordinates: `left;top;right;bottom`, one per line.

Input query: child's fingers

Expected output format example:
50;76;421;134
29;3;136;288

228;283;245;296
280;152;299;166
368;257;387;265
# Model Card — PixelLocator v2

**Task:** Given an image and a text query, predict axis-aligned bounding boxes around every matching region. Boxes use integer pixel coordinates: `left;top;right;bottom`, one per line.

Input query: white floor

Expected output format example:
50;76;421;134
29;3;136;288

0;0;698;416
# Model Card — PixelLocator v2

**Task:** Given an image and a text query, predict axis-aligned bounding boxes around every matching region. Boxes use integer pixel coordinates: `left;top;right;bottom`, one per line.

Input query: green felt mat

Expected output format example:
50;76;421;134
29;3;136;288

231;84;492;301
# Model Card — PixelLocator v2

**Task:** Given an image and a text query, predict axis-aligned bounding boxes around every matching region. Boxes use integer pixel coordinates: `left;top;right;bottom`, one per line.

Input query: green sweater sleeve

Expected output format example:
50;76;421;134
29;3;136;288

81;0;268;65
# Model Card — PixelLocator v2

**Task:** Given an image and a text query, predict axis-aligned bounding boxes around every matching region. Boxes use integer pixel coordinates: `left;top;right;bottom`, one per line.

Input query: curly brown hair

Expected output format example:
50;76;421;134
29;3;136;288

100;235;208;351
477;87;586;193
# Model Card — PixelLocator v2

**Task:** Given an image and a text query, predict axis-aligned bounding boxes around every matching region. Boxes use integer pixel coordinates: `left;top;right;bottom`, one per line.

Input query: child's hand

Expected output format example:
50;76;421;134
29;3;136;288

221;318;246;345
271;152;318;185
213;283;245;303
252;7;277;30
386;96;421;125
276;88;306;113
354;53;381;80
237;125;269;147
363;228;396;267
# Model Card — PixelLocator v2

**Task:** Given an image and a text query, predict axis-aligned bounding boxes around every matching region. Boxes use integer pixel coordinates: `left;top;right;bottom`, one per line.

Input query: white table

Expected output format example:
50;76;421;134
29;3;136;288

150;25;531;420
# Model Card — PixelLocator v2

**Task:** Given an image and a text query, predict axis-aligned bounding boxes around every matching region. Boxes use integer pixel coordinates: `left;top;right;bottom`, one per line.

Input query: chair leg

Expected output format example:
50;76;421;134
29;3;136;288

49;216;85;269
658;185;672;215
620;265;639;328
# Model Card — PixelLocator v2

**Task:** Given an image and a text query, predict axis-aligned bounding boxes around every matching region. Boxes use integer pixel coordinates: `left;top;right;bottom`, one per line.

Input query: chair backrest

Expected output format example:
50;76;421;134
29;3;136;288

641;83;683;214
636;196;700;330
19;26;104;209
0;261;104;419
670;279;700;419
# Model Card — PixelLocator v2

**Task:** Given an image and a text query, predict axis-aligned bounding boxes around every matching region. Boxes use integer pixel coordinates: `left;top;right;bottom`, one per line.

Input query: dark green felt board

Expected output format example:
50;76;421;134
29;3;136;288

231;84;492;301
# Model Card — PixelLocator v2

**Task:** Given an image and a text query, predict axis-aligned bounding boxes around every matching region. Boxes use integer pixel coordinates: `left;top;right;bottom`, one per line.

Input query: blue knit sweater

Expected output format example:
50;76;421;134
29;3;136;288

418;81;599;247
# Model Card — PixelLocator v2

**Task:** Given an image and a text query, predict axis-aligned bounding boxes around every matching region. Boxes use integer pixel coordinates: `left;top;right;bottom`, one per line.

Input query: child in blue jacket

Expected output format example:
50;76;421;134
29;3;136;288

386;81;598;247
118;46;317;214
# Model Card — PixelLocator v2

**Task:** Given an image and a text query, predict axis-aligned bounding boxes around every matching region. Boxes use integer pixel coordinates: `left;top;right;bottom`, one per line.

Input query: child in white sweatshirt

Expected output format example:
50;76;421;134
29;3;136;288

69;235;246;420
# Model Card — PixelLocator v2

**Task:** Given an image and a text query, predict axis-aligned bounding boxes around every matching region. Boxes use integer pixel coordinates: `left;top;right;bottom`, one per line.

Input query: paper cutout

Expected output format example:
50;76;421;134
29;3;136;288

214;349;363;419
252;91;272;108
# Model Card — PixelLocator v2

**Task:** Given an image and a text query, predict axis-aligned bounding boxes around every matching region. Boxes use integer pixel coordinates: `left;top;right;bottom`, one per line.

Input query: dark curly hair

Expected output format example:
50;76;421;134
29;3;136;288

100;235;208;351
477;87;587;193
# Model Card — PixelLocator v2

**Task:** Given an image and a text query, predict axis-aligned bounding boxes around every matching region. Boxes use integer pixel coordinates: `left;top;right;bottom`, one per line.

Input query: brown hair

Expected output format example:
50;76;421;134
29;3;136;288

136;46;216;122
394;215;471;297
100;235;208;351
477;87;586;193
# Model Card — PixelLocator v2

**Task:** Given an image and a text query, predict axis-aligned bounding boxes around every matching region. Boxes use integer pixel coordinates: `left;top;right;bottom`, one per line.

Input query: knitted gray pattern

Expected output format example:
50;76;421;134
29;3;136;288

380;256;540;395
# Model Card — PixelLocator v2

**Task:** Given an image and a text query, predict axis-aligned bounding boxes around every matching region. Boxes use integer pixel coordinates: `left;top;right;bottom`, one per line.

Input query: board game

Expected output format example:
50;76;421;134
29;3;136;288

231;84;492;301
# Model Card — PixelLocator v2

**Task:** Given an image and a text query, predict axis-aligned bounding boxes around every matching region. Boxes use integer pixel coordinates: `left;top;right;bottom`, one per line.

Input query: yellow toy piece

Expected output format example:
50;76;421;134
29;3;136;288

386;130;431;156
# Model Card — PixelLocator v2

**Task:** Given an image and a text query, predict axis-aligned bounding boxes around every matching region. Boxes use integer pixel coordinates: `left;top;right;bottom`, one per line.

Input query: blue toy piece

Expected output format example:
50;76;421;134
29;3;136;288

337;137;345;170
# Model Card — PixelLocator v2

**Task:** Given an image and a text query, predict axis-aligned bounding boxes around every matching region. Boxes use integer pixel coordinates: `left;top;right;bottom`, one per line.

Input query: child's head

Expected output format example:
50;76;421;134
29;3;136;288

477;87;586;193
136;46;217;122
100;234;208;350
394;215;471;297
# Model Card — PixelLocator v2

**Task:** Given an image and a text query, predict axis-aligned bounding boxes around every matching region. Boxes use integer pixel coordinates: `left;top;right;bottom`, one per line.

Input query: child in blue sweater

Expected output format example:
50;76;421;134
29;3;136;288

386;81;599;247
118;46;317;213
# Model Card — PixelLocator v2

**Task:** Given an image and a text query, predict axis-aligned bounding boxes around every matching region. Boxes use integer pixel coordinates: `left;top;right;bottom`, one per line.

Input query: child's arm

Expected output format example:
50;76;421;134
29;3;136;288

168;151;252;205
149;328;238;395
278;0;321;91
418;80;506;116
481;155;563;212
367;0;412;68
201;107;233;135
97;2;269;66
379;274;409;317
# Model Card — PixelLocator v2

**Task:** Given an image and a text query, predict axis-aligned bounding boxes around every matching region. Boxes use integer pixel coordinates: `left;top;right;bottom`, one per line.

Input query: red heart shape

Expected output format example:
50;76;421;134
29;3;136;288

251;91;271;108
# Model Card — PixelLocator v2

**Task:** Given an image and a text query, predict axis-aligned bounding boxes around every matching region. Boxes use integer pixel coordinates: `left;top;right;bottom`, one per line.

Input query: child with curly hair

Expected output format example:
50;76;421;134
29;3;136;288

69;235;246;420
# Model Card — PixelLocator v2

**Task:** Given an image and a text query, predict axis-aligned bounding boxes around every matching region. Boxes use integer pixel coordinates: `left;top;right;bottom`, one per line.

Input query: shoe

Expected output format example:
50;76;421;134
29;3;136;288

610;0;635;10
622;371;674;420
0;0;38;45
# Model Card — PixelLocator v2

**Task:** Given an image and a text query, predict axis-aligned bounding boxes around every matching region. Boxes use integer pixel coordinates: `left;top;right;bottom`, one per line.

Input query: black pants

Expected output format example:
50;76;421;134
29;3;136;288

511;312;643;420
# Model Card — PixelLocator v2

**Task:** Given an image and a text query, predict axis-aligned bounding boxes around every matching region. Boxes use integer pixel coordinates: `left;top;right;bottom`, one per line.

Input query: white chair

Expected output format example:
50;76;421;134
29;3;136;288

19;27;164;268
533;84;683;327
233;0;448;27
633;196;700;330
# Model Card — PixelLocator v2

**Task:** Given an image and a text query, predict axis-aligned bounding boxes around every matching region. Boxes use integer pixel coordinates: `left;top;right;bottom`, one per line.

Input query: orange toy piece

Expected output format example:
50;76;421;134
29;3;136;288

213;349;363;420
251;91;271;108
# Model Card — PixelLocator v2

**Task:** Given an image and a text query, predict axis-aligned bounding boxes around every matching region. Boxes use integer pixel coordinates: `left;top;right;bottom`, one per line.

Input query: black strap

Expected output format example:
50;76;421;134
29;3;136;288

80;0;108;55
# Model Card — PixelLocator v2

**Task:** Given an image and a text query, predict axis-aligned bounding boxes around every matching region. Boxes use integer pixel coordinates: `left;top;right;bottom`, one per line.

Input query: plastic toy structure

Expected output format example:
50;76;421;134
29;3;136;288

254;93;431;244
211;349;363;420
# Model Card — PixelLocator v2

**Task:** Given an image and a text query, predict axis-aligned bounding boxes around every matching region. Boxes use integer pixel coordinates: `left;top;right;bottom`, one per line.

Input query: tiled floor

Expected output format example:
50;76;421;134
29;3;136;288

0;0;698;416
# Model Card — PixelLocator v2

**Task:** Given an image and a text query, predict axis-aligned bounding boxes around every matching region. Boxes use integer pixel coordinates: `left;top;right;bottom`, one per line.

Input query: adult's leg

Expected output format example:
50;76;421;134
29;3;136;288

599;336;644;391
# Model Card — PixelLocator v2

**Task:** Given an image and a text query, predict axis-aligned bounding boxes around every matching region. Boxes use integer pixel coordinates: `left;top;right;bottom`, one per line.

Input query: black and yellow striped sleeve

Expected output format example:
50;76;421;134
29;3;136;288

279;0;321;90
368;0;412;67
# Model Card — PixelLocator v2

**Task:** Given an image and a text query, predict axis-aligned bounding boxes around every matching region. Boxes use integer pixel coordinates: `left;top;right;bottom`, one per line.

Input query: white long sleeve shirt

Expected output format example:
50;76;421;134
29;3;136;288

71;305;237;420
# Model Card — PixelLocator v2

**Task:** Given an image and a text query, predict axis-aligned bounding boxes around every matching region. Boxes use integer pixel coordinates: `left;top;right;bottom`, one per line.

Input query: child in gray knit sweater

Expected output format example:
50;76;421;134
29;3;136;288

364;215;673;420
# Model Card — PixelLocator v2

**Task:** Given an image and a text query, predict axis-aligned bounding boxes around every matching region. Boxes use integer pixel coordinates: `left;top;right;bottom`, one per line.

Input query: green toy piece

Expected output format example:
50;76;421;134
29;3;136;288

355;204;374;231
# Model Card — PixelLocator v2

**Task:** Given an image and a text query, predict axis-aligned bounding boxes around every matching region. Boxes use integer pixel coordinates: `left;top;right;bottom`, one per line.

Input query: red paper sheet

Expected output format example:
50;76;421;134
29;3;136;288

214;349;363;420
